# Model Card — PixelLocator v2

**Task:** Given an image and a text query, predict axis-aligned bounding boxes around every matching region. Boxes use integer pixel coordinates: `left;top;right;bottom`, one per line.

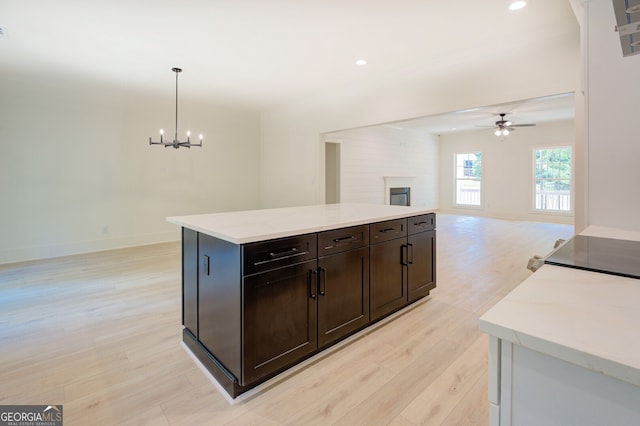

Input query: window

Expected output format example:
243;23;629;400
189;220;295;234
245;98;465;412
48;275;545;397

455;152;482;206
534;147;571;212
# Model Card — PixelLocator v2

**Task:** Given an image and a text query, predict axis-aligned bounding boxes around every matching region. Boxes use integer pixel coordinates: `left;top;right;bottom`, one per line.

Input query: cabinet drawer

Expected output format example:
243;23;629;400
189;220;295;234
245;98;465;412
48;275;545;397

370;218;407;244
408;213;436;235
243;234;317;275
318;225;369;256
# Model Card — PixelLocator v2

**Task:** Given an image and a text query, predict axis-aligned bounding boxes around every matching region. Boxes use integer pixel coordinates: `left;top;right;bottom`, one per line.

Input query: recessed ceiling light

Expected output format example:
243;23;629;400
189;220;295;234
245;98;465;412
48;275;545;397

355;59;367;66
508;1;527;11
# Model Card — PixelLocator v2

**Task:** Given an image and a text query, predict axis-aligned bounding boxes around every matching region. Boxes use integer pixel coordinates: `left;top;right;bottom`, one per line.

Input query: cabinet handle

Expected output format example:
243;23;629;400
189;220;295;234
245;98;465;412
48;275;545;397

203;255;210;276
401;244;409;266
309;269;317;299
408;243;414;264
253;248;309;266
333;235;356;243
269;247;301;259
318;267;326;296
413;221;428;226
379;227;396;233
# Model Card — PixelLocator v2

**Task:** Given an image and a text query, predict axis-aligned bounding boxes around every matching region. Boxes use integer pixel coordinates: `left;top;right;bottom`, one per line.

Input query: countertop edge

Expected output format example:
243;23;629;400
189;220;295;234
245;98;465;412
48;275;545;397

167;204;437;244
479;315;640;388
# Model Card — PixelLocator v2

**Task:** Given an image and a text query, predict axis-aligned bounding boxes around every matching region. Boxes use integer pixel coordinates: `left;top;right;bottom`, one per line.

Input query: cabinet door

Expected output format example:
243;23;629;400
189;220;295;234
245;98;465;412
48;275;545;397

370;238;406;321
317;246;370;347
243;259;318;385
407;230;436;302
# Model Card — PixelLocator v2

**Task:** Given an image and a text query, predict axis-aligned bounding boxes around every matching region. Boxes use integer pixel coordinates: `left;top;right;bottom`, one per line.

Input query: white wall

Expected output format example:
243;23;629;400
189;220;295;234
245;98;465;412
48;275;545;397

259;29;580;210
324;126;439;208
439;120;575;224
584;0;640;231
0;73;260;264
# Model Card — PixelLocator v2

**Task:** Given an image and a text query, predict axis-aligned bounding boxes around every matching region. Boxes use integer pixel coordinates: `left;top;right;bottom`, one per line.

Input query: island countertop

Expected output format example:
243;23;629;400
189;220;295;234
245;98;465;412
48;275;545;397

167;203;437;244
479;225;640;388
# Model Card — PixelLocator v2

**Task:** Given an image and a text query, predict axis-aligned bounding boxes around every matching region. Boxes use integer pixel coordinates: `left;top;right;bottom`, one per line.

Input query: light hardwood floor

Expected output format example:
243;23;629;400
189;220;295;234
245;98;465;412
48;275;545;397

0;215;573;425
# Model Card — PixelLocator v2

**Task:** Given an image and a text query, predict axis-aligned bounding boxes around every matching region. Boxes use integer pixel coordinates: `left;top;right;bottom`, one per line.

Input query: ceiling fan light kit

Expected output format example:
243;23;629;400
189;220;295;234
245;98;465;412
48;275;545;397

149;67;203;149
491;113;536;137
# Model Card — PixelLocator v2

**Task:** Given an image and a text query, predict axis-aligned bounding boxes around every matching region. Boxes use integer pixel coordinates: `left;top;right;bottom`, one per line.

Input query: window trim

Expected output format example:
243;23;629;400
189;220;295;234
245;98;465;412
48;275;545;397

454;151;484;209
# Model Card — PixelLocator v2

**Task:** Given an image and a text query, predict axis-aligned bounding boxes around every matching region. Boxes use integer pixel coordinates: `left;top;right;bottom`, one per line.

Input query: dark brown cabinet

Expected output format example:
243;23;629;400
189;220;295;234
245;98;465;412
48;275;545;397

317;225;370;347
243;258;318;384
407;231;436;302
242;234;317;385
370;219;408;321
197;233;241;380
370;214;436;321
180;212;435;398
243;226;370;382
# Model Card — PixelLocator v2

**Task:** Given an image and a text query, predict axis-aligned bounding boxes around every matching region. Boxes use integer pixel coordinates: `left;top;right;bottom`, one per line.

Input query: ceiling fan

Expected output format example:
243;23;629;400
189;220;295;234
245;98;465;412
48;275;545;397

485;113;536;136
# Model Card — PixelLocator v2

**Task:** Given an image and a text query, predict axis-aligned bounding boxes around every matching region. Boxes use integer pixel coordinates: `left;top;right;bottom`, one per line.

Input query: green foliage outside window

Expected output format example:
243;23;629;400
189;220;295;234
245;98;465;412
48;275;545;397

535;148;571;191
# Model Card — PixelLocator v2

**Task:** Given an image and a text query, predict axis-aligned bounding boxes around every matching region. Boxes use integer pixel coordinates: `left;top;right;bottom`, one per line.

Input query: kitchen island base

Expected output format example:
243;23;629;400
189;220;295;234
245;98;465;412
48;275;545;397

169;204;436;398
182;295;432;402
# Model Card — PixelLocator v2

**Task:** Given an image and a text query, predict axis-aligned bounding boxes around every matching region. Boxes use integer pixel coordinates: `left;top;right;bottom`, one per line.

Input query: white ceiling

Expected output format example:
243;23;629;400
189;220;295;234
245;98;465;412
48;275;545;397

372;92;576;136
0;0;579;111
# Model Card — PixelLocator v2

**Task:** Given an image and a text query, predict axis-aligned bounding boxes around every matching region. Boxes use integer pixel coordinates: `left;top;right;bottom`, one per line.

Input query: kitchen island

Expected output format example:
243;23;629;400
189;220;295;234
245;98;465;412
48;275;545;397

479;226;640;426
168;203;437;398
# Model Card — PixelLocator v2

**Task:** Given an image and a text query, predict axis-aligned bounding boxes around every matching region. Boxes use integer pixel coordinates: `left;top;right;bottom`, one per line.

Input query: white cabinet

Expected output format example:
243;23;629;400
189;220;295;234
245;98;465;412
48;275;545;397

480;255;640;426
489;337;640;426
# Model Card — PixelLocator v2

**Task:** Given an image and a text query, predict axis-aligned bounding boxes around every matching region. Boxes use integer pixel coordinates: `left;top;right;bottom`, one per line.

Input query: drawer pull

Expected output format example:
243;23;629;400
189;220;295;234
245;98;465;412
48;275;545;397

413;221;429;226
270;248;300;259
253;248;309;266
379;227;397;233
333;236;356;243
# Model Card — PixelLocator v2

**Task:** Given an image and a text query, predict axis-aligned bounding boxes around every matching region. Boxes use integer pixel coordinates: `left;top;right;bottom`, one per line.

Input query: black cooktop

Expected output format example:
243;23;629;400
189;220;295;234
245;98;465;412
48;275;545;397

545;235;640;279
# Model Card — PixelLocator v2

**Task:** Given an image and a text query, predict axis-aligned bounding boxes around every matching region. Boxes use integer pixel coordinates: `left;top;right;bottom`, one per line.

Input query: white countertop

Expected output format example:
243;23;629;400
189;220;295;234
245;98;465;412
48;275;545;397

479;226;640;388
167;203;436;244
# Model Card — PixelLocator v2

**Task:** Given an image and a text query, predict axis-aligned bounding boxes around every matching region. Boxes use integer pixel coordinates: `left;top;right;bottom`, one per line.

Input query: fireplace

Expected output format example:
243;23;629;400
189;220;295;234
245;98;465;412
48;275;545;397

390;187;411;206
384;176;415;206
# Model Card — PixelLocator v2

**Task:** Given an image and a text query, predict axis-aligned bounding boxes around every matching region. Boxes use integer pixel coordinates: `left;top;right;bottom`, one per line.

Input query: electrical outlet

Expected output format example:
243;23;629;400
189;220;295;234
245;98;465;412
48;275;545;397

103;225;110;234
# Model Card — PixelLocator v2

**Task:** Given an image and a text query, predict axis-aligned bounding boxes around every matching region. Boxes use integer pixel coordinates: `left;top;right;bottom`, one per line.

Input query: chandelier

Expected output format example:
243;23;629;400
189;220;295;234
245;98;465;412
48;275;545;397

149;67;203;149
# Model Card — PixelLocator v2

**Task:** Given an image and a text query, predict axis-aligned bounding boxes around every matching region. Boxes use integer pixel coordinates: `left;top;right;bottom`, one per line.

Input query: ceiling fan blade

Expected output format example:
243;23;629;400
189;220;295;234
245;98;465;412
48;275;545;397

510;123;537;127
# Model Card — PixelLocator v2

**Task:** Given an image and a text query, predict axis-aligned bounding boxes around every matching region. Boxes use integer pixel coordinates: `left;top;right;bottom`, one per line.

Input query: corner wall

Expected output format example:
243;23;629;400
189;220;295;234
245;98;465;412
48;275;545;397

584;0;640;231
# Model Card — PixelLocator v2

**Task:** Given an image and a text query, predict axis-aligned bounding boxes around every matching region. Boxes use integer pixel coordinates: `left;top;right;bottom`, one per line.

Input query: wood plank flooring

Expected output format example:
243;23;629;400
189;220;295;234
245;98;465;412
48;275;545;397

0;215;573;425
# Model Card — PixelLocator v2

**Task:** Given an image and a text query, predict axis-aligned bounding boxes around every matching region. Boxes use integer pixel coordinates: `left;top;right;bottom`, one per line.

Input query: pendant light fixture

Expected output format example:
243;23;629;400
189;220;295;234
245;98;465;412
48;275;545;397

149;67;203;149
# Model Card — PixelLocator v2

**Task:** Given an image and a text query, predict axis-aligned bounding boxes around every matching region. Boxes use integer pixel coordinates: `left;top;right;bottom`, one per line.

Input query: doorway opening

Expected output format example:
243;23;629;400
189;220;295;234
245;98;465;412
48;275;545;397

325;142;340;204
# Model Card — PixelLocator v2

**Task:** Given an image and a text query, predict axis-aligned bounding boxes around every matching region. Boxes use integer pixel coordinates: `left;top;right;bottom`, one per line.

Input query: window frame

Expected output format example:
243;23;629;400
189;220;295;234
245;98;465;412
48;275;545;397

453;151;483;209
